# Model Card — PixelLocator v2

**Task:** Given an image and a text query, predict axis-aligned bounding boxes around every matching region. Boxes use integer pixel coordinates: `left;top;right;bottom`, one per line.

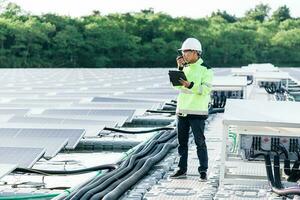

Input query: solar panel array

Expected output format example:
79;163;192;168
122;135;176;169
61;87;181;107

0;68;173;172
0;68;233;178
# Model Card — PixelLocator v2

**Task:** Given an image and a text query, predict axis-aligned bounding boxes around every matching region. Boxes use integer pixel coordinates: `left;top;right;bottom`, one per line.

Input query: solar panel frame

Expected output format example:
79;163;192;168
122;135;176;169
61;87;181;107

8;115;117;127
0;123;104;138
92;96;164;103
41;108;136;123
0;109;29;115
18;128;85;149
0;137;68;159
0;164;17;179
31;114;127;126
0;128;85;149
0;147;45;168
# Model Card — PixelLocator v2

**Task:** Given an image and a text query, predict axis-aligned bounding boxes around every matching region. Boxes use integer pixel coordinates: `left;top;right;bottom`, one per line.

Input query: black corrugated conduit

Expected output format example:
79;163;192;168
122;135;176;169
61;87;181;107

287;149;300;183
251;153;275;187
264;82;288;96
101;140;177;200
251;151;300;197
71;136;168;200
64;130;177;200
277;144;300;183
162;105;177;111
14;164;117;176
211;92;227;108
276;144;292;176
264;83;277;94
220;95;227;108
209;108;225;114
270;146;284;189
273;155;283;189
165;102;177;107
287;160;300;182
146;108;224;115
90;144;167;200
70;131;175;200
212;92;218;108
103;126;175;134
60;132;163;200
66;143;155;199
247;79;253;85
146;109;176;114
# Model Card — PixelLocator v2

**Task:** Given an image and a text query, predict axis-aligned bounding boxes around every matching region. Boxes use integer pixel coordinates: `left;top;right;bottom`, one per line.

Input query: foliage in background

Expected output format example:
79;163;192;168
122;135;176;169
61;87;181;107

0;2;299;68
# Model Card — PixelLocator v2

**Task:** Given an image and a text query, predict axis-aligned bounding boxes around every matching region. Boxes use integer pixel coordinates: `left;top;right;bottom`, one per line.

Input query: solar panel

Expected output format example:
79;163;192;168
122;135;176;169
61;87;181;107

33;114;127;126
62;119;117;127
0;103;66;108
42;109;89;115
41;109;136;122
0;147;45;168
87;109;136;122
0;109;29;115
124;91;177;95
92;96;163;103
8;116;117;127
71;102;163;110
0;137;68;159
0;123;105;138
118;93;176;101
0;128;20;136
11;98;80;104
55;92;114;97
8;116;62;124
18;128;85;149
42;109;135;116
88;109;135;116
0;128;85;149
0;164;17;179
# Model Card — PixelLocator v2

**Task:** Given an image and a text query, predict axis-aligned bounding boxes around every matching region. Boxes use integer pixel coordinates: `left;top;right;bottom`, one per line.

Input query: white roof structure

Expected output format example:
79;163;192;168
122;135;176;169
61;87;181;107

254;71;290;82
231;68;256;76
246;63;279;72
213;76;247;91
223;99;300;128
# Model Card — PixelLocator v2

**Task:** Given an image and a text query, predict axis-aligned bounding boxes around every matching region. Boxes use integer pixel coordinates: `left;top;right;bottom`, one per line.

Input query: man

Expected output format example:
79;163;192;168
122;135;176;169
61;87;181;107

170;38;213;181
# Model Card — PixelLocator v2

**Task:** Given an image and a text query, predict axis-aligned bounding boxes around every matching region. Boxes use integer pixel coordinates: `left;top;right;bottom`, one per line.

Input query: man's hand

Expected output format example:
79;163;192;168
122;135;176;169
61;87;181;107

176;56;185;69
179;78;191;88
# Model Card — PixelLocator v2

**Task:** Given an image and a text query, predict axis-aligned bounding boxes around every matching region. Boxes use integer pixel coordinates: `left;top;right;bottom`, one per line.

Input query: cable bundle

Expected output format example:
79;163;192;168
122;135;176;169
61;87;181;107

250;141;300;197
62;130;177;200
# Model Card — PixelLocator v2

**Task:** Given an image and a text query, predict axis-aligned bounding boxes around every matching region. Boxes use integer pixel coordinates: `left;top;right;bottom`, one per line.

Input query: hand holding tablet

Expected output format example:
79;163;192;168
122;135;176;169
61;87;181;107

168;70;187;86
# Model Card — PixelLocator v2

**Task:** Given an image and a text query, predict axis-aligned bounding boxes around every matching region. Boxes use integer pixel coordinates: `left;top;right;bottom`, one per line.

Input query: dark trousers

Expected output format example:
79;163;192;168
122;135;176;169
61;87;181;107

176;115;208;173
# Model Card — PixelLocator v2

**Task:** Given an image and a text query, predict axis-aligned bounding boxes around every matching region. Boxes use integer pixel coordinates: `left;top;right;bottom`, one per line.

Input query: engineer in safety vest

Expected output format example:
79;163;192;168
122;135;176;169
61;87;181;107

170;38;213;182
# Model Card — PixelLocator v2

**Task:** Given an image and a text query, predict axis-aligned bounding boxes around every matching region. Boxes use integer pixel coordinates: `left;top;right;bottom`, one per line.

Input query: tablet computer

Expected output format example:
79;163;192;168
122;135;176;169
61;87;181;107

168;70;187;86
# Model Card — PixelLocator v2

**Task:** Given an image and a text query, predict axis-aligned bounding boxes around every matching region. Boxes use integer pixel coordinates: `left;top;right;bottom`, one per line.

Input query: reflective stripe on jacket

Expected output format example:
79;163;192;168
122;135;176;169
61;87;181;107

174;58;213;116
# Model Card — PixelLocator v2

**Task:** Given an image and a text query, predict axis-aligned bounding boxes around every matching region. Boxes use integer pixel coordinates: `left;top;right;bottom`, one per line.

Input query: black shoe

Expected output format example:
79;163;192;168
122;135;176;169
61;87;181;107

170;170;187;179
199;172;207;182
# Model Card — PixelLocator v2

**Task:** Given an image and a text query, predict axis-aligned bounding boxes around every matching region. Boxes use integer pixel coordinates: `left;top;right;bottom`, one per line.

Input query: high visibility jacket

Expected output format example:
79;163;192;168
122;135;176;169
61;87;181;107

175;58;213;116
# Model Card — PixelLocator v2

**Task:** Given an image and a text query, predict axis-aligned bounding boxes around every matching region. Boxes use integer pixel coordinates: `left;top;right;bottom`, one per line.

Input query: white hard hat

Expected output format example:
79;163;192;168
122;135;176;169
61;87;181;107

178;38;202;52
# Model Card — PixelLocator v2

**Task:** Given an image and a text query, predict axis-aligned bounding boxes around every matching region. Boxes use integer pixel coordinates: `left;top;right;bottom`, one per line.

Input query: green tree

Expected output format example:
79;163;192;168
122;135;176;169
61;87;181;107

245;4;270;22
0;2;300;68
211;10;237;23
270;29;300;65
52;25;84;67
272;5;291;22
